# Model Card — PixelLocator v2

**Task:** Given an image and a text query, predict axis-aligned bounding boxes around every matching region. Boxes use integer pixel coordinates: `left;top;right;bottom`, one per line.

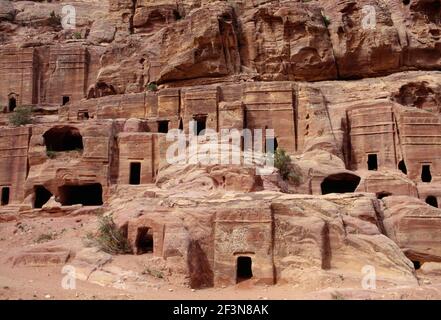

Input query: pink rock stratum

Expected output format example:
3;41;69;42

1;0;441;300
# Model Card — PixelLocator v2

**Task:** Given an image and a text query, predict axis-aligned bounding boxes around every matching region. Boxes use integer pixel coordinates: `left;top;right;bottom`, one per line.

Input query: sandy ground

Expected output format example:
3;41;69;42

2;263;441;300
2;214;441;300
0;263;350;300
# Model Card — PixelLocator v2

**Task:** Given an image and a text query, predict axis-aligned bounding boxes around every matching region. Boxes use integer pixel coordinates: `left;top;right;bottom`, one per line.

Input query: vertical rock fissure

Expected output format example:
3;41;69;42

129;0;137;34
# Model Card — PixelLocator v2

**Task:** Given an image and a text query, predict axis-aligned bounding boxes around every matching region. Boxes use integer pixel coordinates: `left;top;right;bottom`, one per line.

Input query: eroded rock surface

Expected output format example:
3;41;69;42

1;0;441;298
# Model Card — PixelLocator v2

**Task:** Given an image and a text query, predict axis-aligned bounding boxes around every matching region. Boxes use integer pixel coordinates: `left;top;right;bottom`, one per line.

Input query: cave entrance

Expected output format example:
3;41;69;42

62;96;70;106
8;96;16;112
129;162;141;185
135;227;154;254
413;261;421;270
367;154;378;171
398;160;407;175
43;126;83;152
34;186;52;208
236;256;253;283
58;184;103;206
178;118;183;131
426;196;438;208
193;115;207;135
421;165;432;183
1;187;10;206
158;120;169;134
321;173;361;195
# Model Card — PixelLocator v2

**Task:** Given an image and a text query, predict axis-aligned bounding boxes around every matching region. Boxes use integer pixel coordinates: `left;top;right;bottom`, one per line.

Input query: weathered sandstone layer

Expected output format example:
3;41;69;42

1;0;441;295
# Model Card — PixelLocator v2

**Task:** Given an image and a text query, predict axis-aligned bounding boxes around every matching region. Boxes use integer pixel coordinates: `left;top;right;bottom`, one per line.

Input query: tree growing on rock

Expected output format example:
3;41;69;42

274;148;302;185
9;106;33;126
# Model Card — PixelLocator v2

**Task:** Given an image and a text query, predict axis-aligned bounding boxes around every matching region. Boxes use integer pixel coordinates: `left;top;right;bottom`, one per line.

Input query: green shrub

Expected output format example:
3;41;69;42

146;82;158;92
87;216;131;255
9;106;32;126
72;31;82;39
274;148;302;184
322;14;331;27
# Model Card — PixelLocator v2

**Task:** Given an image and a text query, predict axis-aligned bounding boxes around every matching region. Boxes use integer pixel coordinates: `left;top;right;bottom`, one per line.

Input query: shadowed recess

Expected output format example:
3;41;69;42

43;126;83;152
58;184;103;206
321;173;361;195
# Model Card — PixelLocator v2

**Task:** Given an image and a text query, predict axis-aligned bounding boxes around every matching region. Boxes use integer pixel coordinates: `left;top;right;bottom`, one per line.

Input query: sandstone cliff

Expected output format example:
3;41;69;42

1;0;441;297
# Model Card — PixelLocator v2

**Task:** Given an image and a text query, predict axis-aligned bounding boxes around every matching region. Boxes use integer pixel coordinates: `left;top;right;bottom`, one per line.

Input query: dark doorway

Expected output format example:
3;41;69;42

158;121;169;134
58;184;103;206
376;191;392;199
8;96;16;112
426;196;438;208
321;173;361;195
129;162;141;185
367;154;378;171
413;261;421;270
179;118;183;131
62;96;70;106
1;187;10;206
194;115;207;135
34;186;52;208
236;256;253;283
421;165;432;183
398;160;407;175
43;126;83;152
135;227;154;254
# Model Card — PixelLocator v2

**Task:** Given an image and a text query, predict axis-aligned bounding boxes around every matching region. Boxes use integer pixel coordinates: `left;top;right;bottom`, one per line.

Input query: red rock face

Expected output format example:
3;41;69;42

239;1;338;81
1;0;441;294
319;0;403;78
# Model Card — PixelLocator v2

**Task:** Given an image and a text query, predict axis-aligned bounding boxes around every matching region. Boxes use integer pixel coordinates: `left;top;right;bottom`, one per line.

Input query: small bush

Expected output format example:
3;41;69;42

49;11;61;26
322;14;331;27
331;292;346;300
146;82;158;92
143;267;164;279
35;232;56;243
46;150;57;159
87;216;131;255
72;31;82;39
9;106;32;126
274;148;302;184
